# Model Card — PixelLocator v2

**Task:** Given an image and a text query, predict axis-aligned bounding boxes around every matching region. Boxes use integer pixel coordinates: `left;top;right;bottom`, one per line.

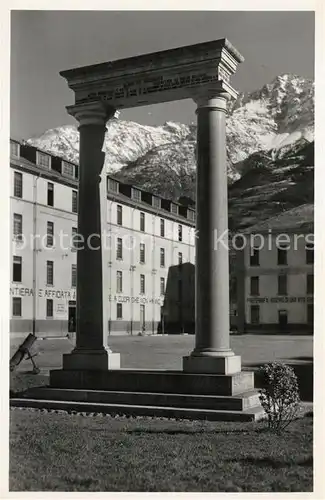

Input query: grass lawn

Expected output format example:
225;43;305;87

9;334;313;492
10;408;313;492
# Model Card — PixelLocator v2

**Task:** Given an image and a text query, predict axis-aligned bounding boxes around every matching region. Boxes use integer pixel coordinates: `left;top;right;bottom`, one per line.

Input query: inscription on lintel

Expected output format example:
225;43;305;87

76;68;231;104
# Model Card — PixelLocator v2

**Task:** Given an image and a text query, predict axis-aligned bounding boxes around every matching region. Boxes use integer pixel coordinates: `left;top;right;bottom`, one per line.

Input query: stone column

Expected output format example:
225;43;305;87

62;101;120;370
183;92;241;374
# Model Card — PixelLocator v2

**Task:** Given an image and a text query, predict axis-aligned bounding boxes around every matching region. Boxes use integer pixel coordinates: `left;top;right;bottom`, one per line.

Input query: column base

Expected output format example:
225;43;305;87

183;354;241;375
62;348;121;371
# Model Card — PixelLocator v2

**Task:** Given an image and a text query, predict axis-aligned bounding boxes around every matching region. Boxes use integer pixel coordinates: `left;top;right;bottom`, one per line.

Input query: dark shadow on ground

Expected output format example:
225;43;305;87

125;422;278;436
240;331;313;336
125;428;267;435
225;456;313;468
244;357;313;402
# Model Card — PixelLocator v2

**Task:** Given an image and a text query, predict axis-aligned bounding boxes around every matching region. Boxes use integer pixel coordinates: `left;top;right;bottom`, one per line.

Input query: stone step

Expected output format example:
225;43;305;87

24;387;261;411
50;369;255;396
10;398;265;422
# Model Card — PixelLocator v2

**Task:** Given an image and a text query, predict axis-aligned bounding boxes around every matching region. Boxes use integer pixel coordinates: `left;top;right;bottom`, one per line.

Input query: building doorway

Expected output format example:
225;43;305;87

307;304;314;326
278;309;288;330
68;301;76;332
140;304;145;334
250;305;260;325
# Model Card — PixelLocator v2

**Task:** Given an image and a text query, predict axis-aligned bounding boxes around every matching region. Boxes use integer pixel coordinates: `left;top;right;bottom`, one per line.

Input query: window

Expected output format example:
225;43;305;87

250;248;259;266
13;213;23;240
12;297;21;317
306;248;314;264
117;303;123;319
140;274;145;294
71;264;77;288
47;221;54;247
278;274;287;295
72;190;78;213
46;299;53;318
307;274;314;295
116;205;123;226
116;271;123;293
250;305;260;324
46;260;54;286
71;227;78;250
178;224;183;242
13;256;22;282
178;252;183;266
277;248;288;266
230;277;237;302
10;141;20;158
160;277;165;296
14;172;23;198
116;238;123;260
47;182;54;207
131;188;141;202
108;178;119;193
187;209;195;221
152;196;161;209
140;304;145;329
62;161;74;178
140;243;145;264
140;212;145;232
37;151;51;169
250;276;259;296
170;203;178;215
160;219;165;238
160;248;165;267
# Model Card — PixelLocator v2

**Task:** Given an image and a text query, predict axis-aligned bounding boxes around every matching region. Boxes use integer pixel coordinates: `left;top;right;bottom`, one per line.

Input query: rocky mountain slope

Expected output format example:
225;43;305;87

228;138;314;229
27;73;314;228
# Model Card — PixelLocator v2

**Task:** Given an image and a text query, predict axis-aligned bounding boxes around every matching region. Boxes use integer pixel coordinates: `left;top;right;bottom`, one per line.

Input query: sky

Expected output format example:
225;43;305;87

10;10;314;140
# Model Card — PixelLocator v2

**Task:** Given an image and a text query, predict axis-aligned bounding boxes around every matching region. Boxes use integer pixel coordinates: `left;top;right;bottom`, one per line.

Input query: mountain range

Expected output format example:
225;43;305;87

27;73;314;229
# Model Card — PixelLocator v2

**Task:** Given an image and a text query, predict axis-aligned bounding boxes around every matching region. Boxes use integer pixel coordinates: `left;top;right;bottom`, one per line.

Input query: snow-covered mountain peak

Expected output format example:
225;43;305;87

26;73;314;201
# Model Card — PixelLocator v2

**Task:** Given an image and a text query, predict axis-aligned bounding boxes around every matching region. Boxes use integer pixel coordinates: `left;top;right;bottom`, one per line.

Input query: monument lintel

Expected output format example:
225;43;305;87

60;38;244;110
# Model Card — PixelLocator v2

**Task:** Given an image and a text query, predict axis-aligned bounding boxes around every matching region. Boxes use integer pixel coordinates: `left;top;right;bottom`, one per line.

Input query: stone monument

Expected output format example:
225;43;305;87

22;39;263;421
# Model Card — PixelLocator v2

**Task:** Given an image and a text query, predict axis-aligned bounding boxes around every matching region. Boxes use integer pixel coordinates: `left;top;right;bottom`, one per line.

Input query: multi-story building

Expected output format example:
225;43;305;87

232;205;314;333
10;138;196;337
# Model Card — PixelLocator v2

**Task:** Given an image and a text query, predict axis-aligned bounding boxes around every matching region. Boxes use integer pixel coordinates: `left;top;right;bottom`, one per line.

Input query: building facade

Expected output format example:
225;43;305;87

10;138;196;337
233;205;314;333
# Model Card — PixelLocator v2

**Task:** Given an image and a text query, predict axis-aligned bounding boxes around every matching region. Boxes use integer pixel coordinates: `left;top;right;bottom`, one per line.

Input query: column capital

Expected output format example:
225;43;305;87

194;93;230;113
192;79;238;112
66;101;117;127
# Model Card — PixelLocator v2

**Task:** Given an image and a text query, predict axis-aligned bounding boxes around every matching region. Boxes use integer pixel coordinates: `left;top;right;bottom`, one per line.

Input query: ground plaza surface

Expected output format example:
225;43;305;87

10;334;313;401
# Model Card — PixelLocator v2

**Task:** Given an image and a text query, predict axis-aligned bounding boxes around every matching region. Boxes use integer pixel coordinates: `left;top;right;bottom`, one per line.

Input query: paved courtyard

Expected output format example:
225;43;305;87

10;333;313;372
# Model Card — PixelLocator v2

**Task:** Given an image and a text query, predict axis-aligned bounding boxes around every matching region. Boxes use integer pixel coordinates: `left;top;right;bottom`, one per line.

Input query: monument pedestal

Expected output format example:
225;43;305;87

49;368;254;396
11;367;265;422
183;354;242;375
62;349;121;371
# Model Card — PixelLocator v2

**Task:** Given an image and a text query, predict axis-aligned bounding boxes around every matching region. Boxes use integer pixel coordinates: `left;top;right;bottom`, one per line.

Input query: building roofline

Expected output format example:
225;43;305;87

10;137;196;214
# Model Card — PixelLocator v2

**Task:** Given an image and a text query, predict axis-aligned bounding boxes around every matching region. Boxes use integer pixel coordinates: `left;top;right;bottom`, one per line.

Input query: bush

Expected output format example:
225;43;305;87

258;362;301;433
